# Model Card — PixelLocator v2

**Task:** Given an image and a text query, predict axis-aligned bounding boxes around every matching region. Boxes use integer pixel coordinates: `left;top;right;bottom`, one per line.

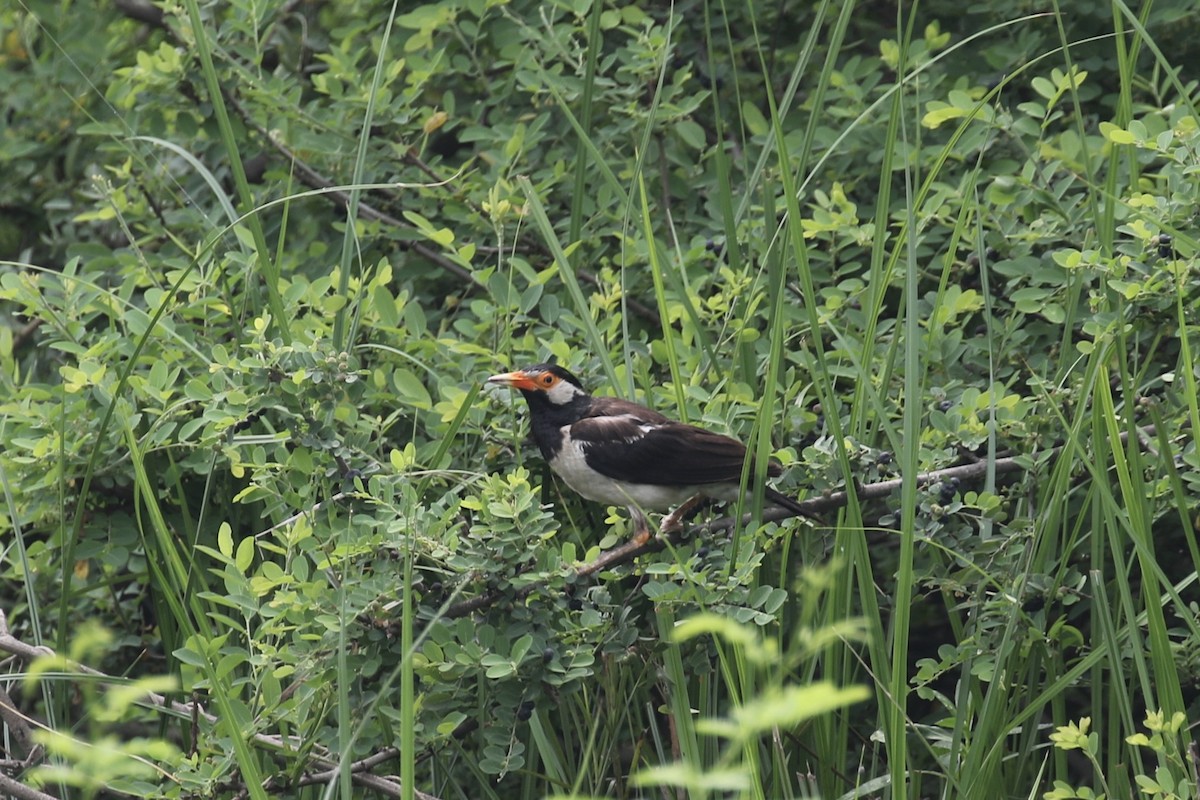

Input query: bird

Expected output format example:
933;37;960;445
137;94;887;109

486;363;812;544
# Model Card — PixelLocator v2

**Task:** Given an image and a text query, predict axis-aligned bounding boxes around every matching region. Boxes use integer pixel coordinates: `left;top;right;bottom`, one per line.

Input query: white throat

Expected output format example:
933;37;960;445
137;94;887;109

545;379;586;405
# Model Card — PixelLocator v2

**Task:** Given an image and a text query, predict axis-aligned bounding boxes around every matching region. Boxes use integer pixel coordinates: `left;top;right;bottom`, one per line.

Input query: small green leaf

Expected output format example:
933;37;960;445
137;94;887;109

511;634;534;663
371;284;398;327
632;763;749;791
922;103;962;128
1134;774;1160;792
1040;303;1065;324
1053;249;1082;268
727;683;870;738
741;101;768;136
485;663;514;678
235;537;254;574
393;368;432;409
676;119;707;150
216;651;246;680
218;523;233;559
1100;122;1136;145
172;646;207;668
1031;76;1055;100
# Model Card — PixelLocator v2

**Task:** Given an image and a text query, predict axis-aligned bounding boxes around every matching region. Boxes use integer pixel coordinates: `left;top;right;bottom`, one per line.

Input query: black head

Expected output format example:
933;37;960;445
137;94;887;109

486;363;589;406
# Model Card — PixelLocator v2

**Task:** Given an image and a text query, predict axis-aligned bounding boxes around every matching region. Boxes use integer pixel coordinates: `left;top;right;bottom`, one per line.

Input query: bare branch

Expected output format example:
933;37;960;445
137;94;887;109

442;426;1160;619
0;615;442;800
0;772;58;800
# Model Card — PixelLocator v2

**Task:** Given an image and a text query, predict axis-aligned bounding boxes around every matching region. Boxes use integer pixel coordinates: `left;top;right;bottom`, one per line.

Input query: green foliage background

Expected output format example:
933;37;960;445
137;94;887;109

2;0;1200;798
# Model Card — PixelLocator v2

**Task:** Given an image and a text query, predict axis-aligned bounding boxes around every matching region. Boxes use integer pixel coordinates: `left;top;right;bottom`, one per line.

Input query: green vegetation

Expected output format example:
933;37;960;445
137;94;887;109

2;0;1199;798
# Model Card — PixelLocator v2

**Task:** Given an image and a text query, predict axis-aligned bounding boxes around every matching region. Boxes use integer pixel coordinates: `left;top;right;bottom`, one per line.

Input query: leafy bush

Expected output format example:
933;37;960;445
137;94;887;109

2;0;1199;798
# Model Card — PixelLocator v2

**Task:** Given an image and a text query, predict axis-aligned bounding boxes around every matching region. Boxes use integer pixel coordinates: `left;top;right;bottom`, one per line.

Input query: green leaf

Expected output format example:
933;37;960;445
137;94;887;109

722;683;870;739
235;537;254;574
393;368;432;409
741;101;768;136
172;645;207;668
632;763;749;791
218;523;233;559
1100;121;1136;145
1031;76;1056;100
675;119;707;150
922;101;967;129
1133;774;1160;792
510;634;533;663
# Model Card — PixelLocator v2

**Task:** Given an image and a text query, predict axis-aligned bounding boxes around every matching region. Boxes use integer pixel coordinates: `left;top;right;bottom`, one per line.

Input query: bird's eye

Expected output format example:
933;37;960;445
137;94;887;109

541;374;555;386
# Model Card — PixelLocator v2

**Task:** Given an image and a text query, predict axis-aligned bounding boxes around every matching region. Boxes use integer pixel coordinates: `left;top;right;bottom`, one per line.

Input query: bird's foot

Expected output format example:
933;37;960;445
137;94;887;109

659;494;706;535
628;506;653;546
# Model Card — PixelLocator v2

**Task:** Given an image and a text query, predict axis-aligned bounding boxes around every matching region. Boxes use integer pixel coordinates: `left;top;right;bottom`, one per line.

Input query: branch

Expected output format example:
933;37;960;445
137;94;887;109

0;611;442;800
220;79;663;324
0;684;40;767
443;426;1159;619
0;772;57;800
110;0;663;324
217;92;478;283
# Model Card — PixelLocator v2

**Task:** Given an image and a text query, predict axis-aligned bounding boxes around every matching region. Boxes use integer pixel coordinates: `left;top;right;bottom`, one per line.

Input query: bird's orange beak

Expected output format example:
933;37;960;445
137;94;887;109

486;370;539;391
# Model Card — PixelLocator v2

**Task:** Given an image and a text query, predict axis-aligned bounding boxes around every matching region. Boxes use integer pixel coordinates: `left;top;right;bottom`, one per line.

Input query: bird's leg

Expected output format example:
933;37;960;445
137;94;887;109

660;494;706;534
628;506;652;546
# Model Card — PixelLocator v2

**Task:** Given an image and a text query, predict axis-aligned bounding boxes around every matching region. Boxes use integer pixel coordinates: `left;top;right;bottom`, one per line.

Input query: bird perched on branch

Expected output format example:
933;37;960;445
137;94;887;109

487;363;811;544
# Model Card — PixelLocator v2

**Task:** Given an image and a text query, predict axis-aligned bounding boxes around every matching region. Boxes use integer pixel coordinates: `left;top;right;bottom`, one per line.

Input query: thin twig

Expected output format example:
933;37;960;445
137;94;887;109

232;106;661;323
114;0;663;325
0;612;442;800
220;92;476;283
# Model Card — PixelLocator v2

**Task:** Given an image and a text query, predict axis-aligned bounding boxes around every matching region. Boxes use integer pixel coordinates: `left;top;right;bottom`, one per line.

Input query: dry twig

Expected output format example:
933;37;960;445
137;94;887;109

0;610;441;800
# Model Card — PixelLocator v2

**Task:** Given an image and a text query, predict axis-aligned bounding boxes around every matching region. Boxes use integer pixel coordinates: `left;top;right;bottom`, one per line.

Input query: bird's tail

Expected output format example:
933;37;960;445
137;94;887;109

764;487;818;520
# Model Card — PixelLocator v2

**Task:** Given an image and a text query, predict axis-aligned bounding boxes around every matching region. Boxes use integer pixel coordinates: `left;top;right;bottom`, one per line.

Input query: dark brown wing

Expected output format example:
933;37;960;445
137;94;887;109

570;397;780;486
583;396;673;424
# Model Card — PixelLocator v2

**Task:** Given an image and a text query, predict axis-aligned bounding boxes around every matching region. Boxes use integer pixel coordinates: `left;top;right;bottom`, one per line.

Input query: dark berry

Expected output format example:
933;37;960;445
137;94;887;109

1155;233;1174;258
